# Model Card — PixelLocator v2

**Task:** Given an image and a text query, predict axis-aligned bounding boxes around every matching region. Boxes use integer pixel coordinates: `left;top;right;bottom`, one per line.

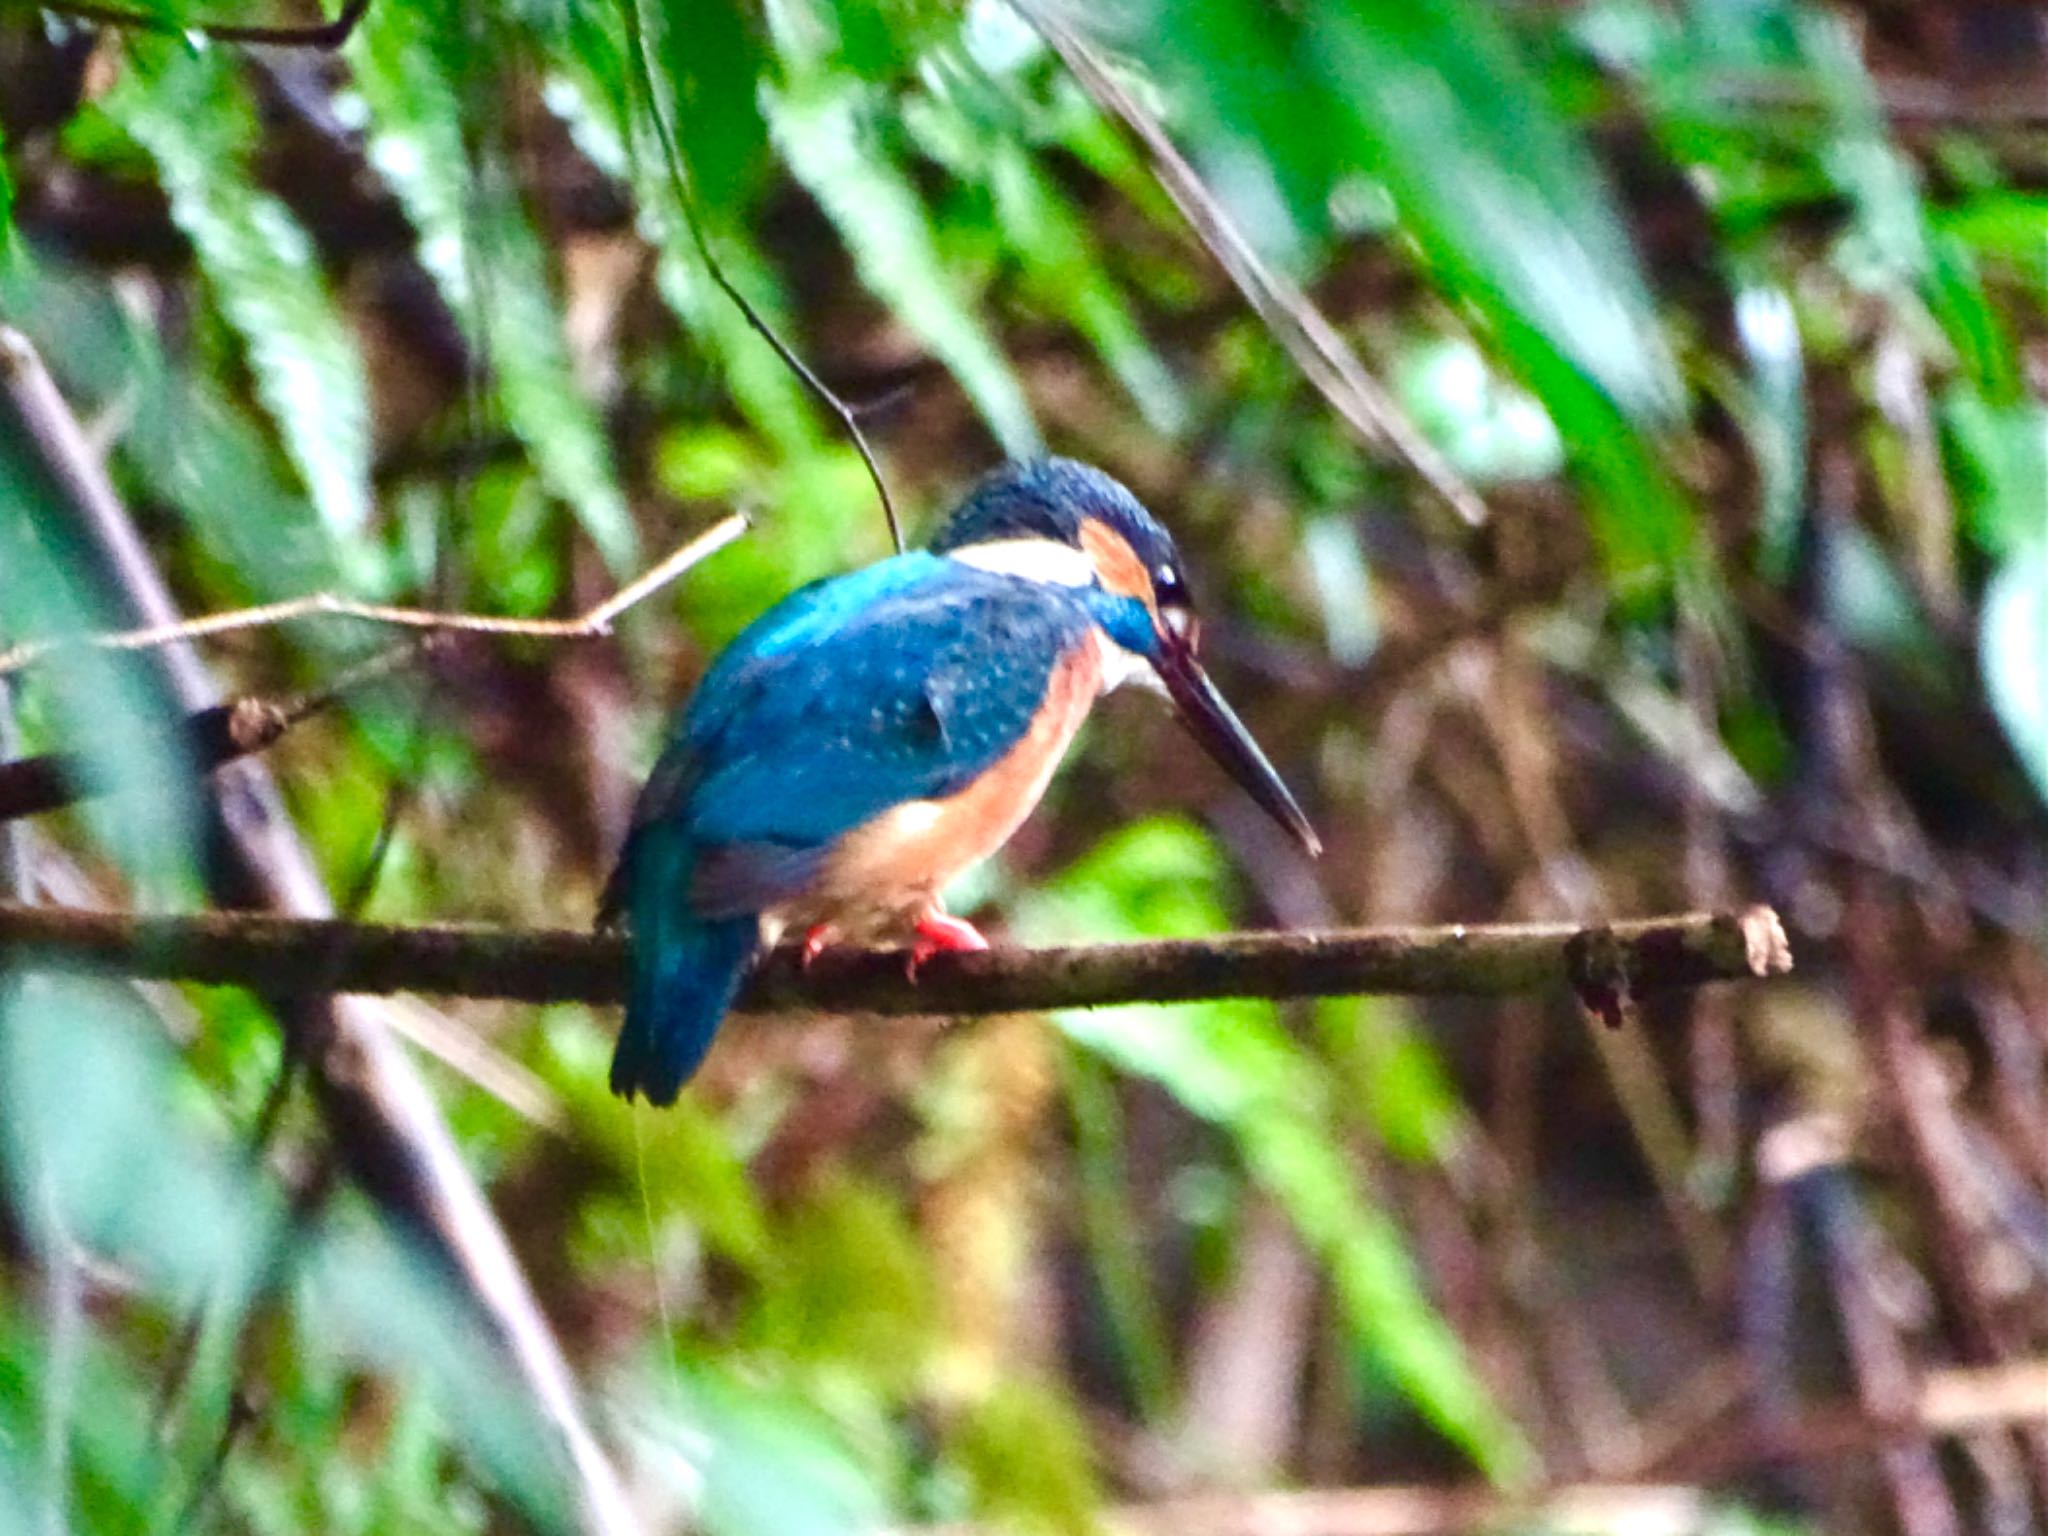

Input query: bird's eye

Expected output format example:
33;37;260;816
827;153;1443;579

1154;564;1183;601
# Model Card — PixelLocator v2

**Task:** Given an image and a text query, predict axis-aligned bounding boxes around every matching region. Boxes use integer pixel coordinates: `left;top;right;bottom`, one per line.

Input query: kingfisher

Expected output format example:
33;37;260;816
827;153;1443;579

602;457;1319;1104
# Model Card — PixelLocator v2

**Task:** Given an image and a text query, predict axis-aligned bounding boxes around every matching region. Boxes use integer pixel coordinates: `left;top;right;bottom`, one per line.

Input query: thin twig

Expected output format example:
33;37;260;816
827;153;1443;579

615;0;906;553
0;512;749;677
30;0;372;49
0;513;748;824
0;903;1793;1012
1016;5;1489;529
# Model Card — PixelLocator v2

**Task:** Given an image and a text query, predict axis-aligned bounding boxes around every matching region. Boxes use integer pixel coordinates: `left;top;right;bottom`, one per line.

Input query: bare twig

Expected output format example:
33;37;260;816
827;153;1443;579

29;0;372;49
1016;4;1489;529
0;512;749;677
0;513;748;825
0;903;1793;1012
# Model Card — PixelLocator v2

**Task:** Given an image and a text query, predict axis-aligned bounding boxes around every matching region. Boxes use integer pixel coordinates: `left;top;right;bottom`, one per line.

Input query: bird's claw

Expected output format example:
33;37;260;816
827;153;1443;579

906;911;988;980
800;924;838;969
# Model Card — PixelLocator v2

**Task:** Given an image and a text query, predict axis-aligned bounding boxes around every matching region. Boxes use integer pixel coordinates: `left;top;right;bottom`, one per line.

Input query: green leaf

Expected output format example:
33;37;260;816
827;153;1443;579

0;976;275;1309
551;1037;773;1270
1923;232;2021;404
0;1301;164;1531
4;261;347;606
348;0;640;572
0;1452;27;1534
107;45;373;543
1984;543;2048;808
303;1219;580;1533
1942;390;2048;558
1021;821;1531;1480
643;0;773;221
1178;0;1678;421
0;118;19;275
1125;0;1691;578
771;83;1040;458
620;1360;890;1536
1061;1050;1174;1419
548;63;820;454
745;1174;934;1385
0;369;203;886
1317;998;1466;1166
948;1379;1102;1535
907;89;1186;432
1732;281;1807;578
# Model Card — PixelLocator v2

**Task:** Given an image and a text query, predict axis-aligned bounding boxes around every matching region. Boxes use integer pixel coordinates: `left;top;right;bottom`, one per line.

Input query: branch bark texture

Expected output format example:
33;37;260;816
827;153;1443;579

0;903;1793;1014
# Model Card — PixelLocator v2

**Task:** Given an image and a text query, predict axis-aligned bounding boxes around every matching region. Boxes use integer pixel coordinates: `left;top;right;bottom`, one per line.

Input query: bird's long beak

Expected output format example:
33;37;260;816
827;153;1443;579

1153;632;1322;857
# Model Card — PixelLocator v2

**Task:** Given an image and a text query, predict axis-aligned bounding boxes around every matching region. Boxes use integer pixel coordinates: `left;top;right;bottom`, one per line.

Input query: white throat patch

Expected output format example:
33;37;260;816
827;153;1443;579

947;538;1096;588
1100;637;1165;697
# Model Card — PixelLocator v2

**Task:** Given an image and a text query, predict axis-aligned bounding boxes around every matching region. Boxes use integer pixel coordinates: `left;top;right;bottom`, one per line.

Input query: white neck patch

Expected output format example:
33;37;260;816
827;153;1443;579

947;537;1096;588
949;537;1166;695
1099;636;1165;697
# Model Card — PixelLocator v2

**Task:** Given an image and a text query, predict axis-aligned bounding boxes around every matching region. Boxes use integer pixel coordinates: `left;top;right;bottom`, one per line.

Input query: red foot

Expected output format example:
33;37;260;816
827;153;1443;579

800;923;839;968
906;911;989;979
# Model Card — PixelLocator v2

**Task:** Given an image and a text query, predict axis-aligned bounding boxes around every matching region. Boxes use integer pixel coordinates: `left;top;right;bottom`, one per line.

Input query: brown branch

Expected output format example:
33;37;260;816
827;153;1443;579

29;0;372;50
0;903;1793;1013
1641;1357;2048;1485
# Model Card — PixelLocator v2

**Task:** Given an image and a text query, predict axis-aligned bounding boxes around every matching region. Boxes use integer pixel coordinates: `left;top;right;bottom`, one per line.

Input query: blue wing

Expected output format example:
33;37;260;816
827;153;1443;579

606;554;1091;1100
682;556;1092;853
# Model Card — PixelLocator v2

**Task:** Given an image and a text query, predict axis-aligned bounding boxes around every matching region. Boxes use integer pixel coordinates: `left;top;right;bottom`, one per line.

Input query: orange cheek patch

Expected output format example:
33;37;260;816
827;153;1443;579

1079;519;1156;612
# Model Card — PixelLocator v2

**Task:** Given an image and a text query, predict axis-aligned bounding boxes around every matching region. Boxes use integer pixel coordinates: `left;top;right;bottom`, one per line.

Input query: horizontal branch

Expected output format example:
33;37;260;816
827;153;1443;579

0;903;1792;1014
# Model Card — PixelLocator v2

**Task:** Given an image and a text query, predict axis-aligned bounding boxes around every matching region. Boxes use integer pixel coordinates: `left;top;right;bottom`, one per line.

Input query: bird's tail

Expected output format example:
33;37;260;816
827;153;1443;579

609;830;758;1105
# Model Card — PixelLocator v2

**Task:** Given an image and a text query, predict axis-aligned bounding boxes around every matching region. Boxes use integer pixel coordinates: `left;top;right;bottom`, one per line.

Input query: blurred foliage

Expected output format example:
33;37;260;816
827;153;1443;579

4;0;2048;1533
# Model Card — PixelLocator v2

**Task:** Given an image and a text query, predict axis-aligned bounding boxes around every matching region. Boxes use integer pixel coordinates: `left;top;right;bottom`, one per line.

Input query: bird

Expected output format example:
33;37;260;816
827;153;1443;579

601;456;1320;1104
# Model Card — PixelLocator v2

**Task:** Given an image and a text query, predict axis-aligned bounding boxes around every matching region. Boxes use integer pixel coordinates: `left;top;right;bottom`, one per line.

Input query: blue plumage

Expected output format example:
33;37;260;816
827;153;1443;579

683;558;1093;849
605;548;1095;1101
605;456;1317;1103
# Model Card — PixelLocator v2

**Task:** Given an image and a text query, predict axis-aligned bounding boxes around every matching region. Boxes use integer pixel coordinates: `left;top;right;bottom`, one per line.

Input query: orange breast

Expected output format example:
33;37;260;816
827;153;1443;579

795;635;1105;933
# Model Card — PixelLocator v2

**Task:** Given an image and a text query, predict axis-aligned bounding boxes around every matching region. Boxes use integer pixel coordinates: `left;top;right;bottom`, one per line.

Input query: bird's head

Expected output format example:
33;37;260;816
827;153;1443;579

933;458;1321;857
